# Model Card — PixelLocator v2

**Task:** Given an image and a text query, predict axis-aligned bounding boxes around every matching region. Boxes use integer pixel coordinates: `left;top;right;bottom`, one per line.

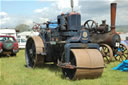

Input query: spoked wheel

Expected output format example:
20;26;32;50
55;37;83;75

84;20;98;33
114;43;128;61
62;49;104;80
100;44;113;63
25;36;45;68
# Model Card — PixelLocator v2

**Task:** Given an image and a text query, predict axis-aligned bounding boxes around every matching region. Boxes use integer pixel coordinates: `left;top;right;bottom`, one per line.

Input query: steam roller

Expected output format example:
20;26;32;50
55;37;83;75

26;36;104;80
25;0;104;80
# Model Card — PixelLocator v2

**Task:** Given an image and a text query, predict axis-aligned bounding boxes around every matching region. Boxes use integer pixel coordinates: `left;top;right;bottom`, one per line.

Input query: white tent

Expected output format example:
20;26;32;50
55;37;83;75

120;33;128;40
0;29;17;38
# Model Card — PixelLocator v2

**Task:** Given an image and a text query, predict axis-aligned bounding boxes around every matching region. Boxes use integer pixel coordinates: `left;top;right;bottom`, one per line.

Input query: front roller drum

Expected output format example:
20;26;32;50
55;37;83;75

25;36;45;68
62;49;104;80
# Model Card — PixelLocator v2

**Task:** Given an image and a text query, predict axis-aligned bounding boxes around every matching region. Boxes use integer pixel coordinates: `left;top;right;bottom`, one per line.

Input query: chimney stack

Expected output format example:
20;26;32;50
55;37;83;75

111;3;117;33
71;0;74;12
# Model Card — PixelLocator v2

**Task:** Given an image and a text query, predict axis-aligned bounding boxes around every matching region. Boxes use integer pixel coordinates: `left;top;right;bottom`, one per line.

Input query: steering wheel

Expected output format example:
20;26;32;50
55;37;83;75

32;24;41;32
84;20;98;32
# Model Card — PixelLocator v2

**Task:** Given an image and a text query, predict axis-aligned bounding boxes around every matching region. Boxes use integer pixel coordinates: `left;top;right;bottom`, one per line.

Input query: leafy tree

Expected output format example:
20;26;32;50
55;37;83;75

15;24;31;32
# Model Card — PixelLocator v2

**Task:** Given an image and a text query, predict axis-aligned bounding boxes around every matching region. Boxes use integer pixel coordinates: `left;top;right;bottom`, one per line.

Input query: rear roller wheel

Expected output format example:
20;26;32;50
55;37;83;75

99;44;113;63
114;43;128;61
62;49;104;80
25;36;45;68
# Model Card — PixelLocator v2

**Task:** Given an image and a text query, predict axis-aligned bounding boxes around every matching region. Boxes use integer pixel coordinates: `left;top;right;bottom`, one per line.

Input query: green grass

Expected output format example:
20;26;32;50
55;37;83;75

0;50;128;85
0;57;1;81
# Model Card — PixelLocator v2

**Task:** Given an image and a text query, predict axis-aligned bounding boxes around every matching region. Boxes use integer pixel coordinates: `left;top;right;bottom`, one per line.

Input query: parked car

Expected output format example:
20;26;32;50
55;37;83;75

17;38;26;49
0;35;19;56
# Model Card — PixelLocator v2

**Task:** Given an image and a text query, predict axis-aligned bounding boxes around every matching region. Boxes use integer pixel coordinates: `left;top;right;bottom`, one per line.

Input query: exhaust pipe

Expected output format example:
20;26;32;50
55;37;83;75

71;0;74;12
111;3;117;33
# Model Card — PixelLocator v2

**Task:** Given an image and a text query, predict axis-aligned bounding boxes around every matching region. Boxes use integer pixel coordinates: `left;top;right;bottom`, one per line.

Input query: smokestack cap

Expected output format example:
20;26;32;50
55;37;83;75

111;3;117;8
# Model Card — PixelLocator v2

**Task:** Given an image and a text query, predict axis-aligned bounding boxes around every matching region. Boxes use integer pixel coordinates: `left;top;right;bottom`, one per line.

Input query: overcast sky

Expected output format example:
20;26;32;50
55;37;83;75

0;0;128;28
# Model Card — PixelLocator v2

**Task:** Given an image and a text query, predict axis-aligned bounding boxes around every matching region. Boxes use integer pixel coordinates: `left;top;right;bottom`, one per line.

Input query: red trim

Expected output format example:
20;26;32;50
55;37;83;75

69;12;80;16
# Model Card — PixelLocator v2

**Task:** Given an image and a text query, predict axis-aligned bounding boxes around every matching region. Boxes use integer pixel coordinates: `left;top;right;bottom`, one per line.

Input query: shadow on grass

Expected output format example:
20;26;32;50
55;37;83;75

24;64;69;80
24;64;61;72
0;55;16;58
40;64;69;80
39;64;61;72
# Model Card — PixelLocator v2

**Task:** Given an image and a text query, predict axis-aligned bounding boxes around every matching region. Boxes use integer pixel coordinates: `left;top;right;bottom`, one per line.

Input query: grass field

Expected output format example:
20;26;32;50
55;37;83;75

0;50;128;85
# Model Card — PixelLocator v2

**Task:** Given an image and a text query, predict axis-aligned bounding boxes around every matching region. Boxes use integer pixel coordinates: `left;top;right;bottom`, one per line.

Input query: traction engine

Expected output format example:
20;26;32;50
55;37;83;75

83;3;128;63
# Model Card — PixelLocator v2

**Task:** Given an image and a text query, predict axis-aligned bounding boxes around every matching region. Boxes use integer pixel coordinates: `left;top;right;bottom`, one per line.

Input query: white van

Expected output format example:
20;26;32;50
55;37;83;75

0;29;17;39
17;38;26;49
